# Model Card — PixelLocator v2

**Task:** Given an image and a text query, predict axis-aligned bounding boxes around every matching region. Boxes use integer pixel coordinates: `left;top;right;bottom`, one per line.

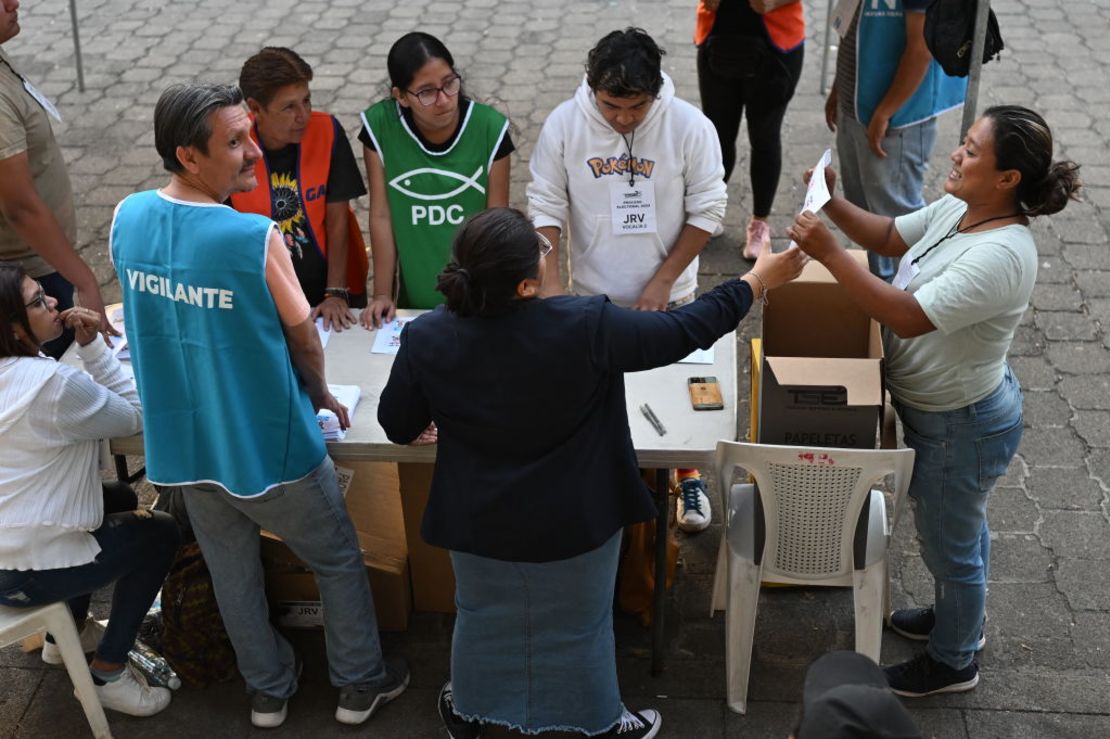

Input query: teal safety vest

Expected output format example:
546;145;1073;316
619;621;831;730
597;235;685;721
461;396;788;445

855;1;967;129
110;191;325;497
361;100;509;308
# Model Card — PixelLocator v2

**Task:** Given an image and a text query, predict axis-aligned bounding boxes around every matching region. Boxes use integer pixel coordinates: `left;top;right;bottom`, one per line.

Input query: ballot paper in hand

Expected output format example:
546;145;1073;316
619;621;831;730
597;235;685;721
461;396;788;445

787;148;833;250
370;318;414;355
317;384;360;441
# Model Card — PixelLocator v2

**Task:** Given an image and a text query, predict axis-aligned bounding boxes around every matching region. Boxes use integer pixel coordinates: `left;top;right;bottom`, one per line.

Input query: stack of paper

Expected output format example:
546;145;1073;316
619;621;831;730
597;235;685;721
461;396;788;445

317;384;361;441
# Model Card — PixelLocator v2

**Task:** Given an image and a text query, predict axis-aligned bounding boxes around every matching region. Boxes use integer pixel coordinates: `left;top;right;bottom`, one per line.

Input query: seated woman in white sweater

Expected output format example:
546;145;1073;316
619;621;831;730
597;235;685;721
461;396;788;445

0;262;179;717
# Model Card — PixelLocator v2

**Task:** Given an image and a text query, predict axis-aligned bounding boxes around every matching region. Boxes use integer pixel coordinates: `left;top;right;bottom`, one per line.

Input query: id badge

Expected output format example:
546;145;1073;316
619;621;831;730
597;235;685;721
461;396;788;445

23;79;61;123
892;257;920;291
609;179;657;235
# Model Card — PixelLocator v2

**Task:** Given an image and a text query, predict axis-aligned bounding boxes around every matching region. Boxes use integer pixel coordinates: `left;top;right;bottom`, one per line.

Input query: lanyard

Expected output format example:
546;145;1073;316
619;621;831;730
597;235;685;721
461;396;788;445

620;131;636;186
910;210;1024;266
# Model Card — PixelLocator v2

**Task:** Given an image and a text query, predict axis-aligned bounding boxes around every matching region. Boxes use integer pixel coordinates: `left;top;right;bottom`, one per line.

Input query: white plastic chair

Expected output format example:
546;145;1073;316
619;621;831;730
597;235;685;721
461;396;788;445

709;441;914;714
0;602;112;738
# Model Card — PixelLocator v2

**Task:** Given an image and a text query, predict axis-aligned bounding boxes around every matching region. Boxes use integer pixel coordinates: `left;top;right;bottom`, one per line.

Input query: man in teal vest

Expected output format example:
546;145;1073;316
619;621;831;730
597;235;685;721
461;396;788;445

825;0;966;282
110;83;407;729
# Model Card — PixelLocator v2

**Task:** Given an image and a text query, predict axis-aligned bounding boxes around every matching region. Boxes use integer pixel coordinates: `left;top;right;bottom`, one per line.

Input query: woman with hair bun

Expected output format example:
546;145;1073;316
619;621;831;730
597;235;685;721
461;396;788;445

788;105;1082;698
379;207;805;738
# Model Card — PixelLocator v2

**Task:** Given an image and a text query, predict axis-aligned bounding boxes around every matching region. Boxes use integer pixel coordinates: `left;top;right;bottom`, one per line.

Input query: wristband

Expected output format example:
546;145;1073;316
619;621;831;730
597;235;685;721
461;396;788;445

323;287;350;303
747;271;769;307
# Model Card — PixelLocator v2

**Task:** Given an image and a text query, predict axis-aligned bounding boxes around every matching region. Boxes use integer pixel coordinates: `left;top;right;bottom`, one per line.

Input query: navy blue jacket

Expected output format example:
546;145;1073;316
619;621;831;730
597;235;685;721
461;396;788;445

378;279;754;562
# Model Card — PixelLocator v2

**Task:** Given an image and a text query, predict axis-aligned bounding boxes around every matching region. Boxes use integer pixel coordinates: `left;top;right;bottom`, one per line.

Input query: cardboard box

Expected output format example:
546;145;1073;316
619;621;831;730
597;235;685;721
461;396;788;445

261;461;411;631
398;462;456;613
754;252;884;449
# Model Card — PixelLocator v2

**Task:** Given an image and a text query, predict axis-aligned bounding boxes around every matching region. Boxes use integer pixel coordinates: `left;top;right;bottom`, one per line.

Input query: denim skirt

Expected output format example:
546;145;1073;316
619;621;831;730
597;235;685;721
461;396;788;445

449;531;624;735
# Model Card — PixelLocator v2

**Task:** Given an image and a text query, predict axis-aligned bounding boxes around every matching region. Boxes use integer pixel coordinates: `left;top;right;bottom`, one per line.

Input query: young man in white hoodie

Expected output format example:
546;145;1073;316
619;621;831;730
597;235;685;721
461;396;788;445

527;27;727;533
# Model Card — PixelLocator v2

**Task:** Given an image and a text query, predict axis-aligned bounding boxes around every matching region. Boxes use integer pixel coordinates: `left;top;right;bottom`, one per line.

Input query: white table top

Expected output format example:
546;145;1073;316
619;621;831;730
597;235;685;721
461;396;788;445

99;309;737;469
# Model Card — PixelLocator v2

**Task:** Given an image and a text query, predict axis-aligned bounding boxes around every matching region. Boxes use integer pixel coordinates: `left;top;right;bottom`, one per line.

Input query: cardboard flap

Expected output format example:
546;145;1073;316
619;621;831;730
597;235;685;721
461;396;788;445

765;356;883;406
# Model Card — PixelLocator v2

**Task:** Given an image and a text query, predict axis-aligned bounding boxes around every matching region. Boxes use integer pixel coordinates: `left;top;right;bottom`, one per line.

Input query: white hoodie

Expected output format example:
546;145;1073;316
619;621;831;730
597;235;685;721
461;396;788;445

527;73;726;306
0;339;142;571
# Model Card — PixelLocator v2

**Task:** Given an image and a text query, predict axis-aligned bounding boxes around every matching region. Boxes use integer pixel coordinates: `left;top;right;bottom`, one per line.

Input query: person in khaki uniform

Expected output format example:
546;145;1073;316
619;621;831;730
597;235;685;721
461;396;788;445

0;0;114;357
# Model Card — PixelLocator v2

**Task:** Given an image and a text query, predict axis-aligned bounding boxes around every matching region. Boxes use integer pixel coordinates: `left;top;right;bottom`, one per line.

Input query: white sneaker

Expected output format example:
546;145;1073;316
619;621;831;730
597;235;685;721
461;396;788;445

676;477;712;534
42;619;102;665
91;664;172;717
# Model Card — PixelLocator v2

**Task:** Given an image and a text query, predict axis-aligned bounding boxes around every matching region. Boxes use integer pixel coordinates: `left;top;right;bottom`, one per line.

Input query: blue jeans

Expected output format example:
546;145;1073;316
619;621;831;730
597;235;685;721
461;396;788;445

0;483;179;664
180;457;387;699
894;367;1024;670
836;112;938;282
450;532;624;735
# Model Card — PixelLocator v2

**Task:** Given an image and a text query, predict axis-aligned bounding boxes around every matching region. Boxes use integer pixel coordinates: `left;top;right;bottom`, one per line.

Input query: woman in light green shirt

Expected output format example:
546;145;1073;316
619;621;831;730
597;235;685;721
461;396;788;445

788;106;1081;699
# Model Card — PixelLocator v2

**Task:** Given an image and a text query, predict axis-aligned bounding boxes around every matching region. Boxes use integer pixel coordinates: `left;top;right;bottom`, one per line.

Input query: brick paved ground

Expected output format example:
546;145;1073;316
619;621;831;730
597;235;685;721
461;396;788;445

2;0;1109;736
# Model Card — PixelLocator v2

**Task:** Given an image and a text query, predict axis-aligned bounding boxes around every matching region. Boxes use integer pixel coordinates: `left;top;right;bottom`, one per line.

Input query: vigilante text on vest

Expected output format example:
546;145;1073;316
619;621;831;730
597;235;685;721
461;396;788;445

126;269;234;309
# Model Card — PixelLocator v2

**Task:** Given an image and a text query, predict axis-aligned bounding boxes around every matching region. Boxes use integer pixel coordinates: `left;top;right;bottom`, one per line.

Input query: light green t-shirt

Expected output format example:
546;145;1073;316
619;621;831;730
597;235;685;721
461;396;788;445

0;48;76;278
886;195;1037;412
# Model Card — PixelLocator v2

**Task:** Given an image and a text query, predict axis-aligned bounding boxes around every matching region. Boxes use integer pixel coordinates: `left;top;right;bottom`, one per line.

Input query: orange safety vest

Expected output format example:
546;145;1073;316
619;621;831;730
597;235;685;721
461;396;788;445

230;111;368;298
694;0;805;52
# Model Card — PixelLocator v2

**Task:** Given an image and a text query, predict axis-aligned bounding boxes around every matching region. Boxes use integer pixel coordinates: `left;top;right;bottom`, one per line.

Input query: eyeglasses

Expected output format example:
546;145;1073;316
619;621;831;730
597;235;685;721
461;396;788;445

24;285;48;310
406;75;462;107
537;232;553;258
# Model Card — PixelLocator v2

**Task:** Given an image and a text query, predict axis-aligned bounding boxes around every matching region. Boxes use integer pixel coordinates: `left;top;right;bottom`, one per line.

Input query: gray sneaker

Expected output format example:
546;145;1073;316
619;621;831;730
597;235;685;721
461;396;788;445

250;692;288;729
335;656;410;725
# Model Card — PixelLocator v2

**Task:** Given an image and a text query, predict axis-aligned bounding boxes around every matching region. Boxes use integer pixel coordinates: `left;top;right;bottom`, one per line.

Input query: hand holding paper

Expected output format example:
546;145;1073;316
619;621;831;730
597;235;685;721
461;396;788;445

786;149;833;251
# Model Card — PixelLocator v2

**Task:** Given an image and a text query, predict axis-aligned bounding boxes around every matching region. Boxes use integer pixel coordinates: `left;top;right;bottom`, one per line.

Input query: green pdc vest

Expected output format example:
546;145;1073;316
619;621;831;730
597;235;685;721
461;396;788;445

361;99;509;308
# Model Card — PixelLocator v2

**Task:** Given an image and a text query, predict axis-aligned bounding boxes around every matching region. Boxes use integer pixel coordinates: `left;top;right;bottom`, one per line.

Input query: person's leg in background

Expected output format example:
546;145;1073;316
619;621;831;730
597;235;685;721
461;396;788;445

742;44;804;259
696;39;744;241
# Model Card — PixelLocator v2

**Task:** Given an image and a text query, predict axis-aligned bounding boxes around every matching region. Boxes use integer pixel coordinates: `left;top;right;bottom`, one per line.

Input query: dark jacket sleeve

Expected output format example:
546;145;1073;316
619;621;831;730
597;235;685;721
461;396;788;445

377;323;432;444
596;278;754;373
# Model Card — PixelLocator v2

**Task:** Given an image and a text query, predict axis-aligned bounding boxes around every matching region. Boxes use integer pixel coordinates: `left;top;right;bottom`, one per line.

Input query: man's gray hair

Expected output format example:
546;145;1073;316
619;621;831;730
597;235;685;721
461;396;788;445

154;83;244;174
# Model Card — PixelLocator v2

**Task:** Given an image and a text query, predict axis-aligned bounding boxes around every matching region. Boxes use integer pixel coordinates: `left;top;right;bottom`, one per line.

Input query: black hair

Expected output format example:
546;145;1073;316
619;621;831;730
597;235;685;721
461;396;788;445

983;105;1082;217
437;208;541;318
387;32;456;92
239;47;313;108
586;27;665;98
154;83;244;174
0;262;38;358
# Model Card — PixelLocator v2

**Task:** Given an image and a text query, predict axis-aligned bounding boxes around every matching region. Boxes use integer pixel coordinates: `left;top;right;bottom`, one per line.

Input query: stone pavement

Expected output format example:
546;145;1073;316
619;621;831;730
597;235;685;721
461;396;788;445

3;0;1110;736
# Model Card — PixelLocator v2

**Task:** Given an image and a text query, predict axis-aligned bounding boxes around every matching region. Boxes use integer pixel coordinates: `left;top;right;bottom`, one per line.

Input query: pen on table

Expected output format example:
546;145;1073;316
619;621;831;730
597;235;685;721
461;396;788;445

640;403;666;436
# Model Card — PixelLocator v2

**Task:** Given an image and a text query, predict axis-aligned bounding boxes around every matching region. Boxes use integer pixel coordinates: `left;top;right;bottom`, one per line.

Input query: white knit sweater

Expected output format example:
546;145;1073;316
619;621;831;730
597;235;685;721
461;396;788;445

0;339;142;570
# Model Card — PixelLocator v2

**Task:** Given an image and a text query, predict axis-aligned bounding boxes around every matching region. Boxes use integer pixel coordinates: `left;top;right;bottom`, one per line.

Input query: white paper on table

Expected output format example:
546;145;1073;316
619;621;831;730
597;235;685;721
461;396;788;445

315;318;332;349
317;384;361;441
787;148;833;250
370;318;413;355
678;346;715;365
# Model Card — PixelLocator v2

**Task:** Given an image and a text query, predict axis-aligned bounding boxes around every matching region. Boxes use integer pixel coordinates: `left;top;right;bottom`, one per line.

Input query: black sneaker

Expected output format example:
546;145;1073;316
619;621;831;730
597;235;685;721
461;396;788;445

884;652;979;697
890;606;986;650
437;682;481;739
335;656;410;725
599;709;662;738
250;654;302;728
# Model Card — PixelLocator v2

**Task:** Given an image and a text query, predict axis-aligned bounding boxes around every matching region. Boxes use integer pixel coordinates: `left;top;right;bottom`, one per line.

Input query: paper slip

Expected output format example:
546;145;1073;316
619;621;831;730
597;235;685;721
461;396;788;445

678;346;715;365
317;384;360;441
315;318;332;349
370;318;413;355
787;148;833;250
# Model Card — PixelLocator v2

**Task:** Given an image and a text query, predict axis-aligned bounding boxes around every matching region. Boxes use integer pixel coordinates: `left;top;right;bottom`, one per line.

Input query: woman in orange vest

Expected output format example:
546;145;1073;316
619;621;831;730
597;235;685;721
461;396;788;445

231;47;369;332
695;0;805;260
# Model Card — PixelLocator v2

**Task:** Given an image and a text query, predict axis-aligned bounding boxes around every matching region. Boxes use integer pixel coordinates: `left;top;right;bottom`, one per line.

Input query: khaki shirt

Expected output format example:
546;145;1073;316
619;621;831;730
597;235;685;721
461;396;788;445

0;47;76;277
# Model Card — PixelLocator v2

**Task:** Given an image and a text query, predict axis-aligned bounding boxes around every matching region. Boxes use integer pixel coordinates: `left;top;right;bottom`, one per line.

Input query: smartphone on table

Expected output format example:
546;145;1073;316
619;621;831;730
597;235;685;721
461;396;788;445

688;376;724;411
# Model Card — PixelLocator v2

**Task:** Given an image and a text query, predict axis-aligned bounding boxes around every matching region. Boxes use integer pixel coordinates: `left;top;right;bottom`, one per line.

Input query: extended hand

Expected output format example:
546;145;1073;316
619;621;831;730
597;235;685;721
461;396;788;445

360;295;396;330
751;243;808;290
787;211;841;262
312;296;355;332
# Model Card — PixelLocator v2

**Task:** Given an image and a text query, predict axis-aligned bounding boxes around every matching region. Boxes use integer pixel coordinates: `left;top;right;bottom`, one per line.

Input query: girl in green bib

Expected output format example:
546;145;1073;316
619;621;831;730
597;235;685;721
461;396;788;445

359;33;514;328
